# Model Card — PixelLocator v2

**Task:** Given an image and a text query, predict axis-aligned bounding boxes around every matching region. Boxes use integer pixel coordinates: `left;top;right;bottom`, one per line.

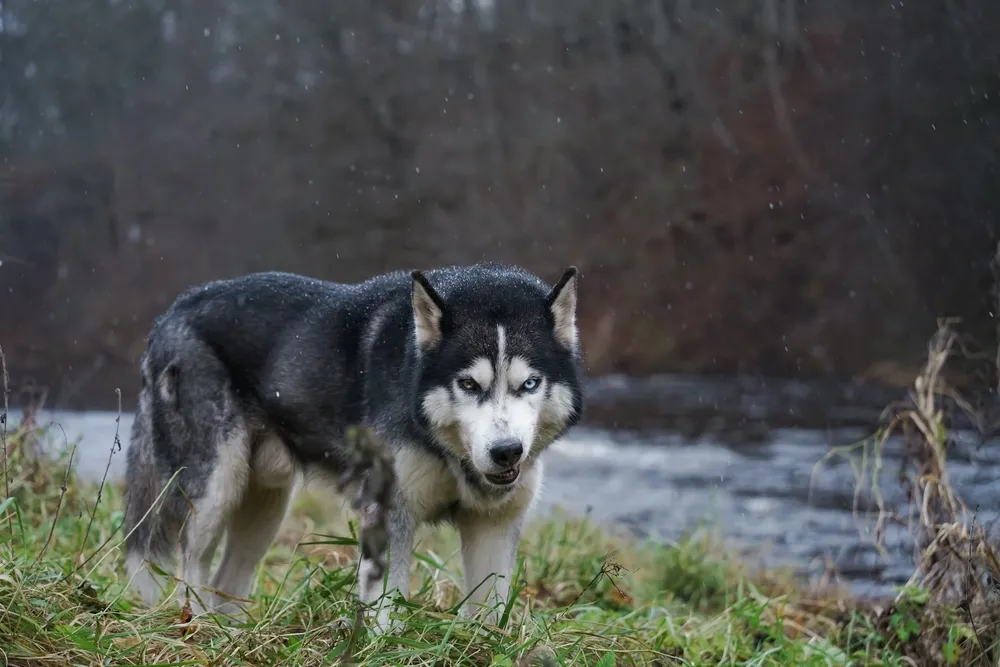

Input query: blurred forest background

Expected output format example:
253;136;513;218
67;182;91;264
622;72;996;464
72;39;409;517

2;0;999;411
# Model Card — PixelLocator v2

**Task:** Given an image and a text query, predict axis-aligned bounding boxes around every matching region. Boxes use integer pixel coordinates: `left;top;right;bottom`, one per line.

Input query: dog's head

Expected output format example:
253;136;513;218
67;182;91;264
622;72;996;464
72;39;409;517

412;264;583;492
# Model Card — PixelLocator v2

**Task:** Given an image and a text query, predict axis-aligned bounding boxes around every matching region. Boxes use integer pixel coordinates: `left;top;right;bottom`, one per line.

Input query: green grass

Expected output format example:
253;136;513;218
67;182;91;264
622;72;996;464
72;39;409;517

0;418;980;666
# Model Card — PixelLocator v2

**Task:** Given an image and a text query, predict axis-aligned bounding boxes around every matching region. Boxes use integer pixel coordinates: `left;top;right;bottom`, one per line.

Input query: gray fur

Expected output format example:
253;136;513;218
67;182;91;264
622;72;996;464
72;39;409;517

121;262;584;630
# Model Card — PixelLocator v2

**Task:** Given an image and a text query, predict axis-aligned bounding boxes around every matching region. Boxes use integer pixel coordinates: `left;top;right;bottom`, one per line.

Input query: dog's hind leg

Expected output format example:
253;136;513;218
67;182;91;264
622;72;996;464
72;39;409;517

207;436;300;618
123;401;178;606
178;423;252;615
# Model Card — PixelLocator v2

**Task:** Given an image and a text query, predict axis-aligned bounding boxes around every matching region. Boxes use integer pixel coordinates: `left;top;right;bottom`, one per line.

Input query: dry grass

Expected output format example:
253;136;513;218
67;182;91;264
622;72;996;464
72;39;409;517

816;318;1000;666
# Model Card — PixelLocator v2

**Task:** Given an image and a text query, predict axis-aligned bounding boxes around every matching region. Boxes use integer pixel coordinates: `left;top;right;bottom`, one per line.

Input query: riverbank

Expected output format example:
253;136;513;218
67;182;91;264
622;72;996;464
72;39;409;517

0;407;986;666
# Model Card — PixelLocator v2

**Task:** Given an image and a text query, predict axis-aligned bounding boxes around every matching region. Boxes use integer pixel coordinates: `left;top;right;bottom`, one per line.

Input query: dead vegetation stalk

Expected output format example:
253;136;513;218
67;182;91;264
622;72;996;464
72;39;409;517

1;342;10;535
807;244;1000;664
865;312;1000;662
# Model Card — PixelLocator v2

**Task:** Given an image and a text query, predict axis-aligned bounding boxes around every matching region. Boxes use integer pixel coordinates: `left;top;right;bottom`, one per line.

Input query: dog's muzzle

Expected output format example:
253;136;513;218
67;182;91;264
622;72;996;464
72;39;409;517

484;439;523;486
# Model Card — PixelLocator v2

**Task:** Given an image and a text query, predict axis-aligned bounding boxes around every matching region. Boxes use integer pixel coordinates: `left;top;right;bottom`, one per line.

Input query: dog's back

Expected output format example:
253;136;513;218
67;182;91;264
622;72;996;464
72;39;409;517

145;272;348;403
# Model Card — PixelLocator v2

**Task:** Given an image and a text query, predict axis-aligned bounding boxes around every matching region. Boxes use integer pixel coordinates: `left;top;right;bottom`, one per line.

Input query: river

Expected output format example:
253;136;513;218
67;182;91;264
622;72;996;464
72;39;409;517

7;373;998;600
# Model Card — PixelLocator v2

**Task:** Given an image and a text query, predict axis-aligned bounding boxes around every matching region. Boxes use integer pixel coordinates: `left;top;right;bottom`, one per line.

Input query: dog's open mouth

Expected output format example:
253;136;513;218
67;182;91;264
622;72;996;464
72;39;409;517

485;466;520;486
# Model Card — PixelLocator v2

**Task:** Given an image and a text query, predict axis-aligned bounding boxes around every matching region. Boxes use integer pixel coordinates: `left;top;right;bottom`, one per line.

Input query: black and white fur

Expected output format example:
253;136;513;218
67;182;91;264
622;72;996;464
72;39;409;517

121;262;584;631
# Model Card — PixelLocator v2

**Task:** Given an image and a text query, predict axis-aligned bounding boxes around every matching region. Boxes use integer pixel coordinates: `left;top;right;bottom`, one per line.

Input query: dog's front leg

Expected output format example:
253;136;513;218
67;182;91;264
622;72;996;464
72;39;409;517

456;513;522;627
359;504;414;634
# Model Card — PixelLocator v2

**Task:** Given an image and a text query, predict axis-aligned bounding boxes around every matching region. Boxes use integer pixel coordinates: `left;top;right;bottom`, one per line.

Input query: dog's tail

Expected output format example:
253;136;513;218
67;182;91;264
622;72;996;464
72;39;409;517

121;355;178;606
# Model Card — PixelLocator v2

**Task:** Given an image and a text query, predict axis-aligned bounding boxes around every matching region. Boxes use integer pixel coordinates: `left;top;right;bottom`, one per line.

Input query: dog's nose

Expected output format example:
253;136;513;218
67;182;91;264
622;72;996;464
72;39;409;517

488;439;523;468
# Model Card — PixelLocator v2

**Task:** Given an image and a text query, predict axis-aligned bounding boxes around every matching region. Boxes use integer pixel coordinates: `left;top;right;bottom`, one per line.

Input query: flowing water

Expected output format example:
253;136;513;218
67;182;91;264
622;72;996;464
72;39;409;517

8;373;1000;600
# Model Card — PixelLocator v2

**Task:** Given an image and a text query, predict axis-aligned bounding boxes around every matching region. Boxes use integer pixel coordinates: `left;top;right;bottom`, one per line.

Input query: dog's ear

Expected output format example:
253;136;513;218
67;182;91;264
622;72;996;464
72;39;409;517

546;266;578;350
411;270;446;349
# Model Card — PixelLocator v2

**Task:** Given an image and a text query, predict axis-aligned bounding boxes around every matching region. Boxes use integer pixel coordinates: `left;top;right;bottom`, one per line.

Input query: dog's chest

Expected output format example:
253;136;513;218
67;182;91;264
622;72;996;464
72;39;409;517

392;447;461;522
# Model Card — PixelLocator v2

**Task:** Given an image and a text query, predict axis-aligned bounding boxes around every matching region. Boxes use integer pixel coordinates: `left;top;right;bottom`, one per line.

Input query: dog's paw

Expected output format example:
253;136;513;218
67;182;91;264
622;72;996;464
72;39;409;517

365;604;403;636
516;646;559;667
328;616;356;633
458;602;506;638
460;601;501;626
211;599;250;624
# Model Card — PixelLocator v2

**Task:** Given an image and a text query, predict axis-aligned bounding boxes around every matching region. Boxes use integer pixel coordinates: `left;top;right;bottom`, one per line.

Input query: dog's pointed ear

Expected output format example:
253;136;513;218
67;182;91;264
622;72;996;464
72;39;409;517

411;270;445;349
546;266;578;350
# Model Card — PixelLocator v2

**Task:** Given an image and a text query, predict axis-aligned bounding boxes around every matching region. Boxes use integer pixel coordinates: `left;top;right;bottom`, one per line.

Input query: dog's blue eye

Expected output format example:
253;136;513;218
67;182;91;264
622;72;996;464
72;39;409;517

521;377;540;392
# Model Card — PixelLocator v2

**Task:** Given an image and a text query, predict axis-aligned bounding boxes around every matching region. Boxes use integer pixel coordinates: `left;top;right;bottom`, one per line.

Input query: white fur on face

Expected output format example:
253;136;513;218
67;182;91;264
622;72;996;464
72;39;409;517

421;325;575;476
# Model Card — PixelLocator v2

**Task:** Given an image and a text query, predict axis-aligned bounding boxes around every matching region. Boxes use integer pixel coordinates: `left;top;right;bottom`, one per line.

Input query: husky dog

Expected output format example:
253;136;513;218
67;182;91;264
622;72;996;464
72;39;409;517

121;262;584;631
